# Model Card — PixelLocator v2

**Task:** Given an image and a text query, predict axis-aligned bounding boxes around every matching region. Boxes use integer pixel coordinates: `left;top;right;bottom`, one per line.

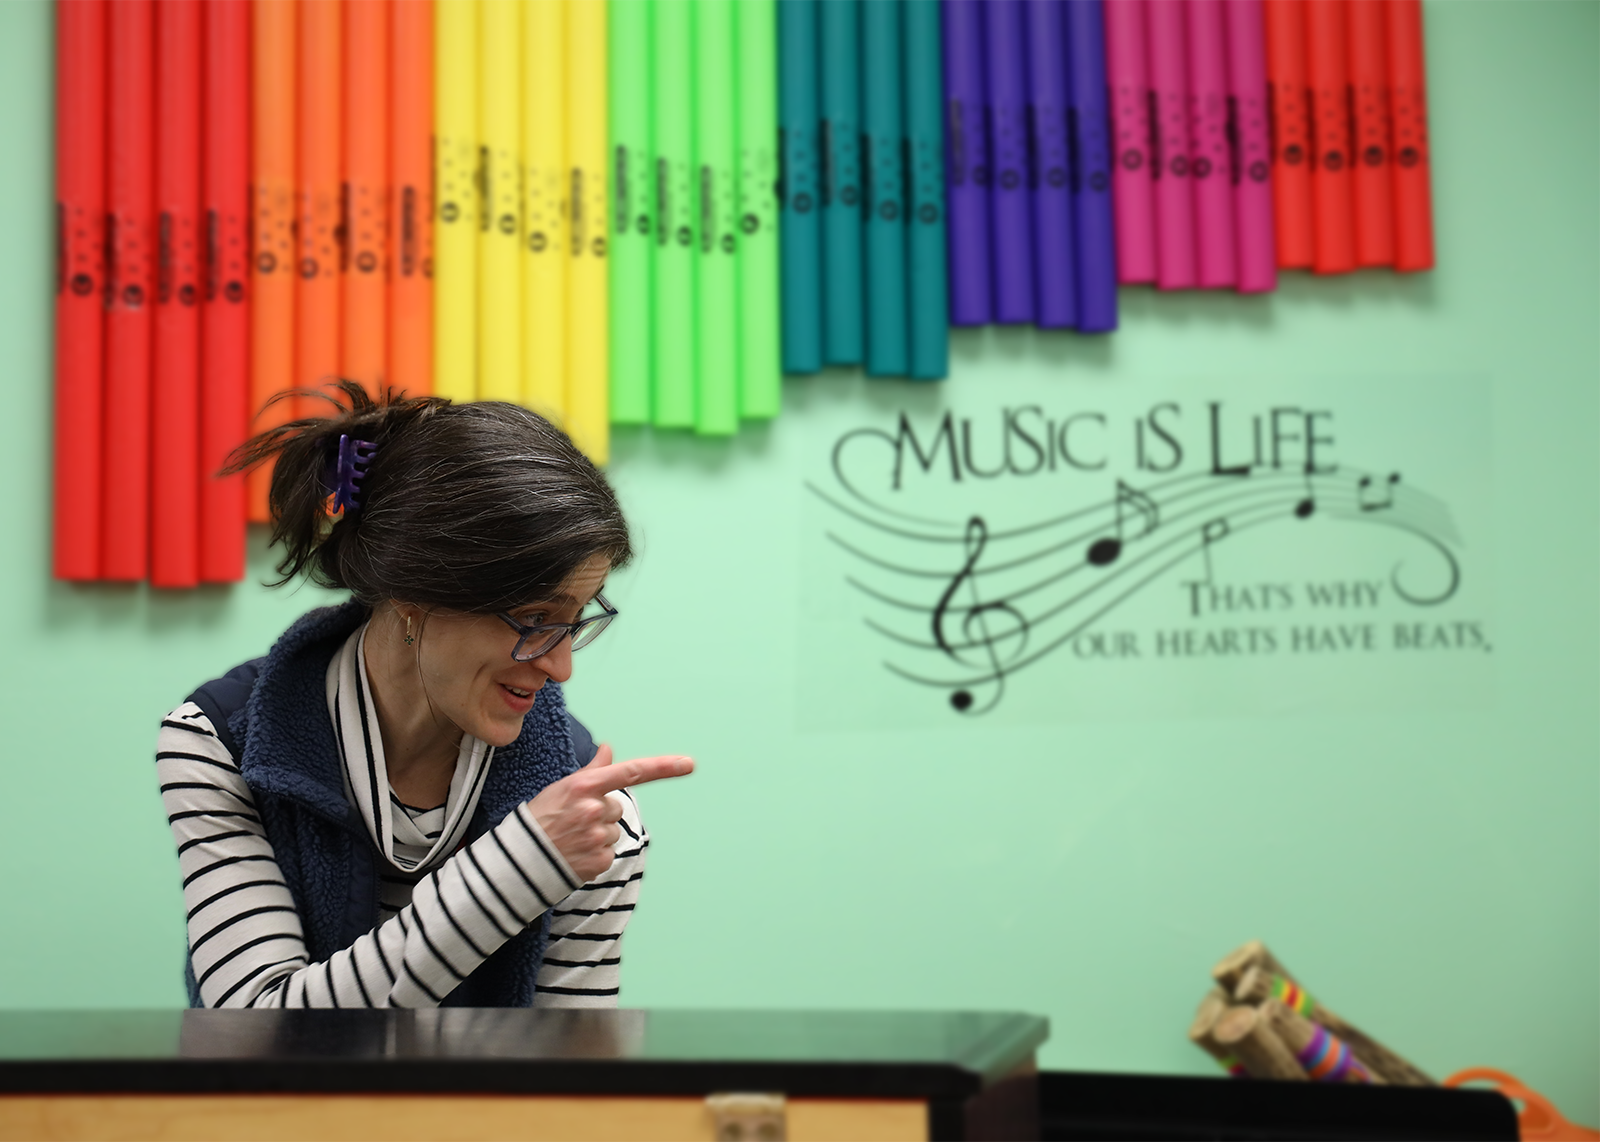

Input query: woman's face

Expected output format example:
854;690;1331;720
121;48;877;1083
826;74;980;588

412;555;611;747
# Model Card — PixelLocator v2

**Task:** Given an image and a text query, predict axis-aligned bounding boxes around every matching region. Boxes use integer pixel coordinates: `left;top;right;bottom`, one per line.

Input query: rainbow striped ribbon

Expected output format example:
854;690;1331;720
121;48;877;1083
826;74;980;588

1295;1024;1372;1082
1272;975;1317;1018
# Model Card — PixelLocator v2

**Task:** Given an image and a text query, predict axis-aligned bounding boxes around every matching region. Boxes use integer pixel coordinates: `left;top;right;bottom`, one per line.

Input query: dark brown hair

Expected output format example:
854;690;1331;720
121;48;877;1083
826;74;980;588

226;381;632;612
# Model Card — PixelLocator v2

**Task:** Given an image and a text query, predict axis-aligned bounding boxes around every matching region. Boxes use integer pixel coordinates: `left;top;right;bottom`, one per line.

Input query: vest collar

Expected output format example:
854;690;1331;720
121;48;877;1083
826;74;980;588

235;600;579;836
238;601;369;828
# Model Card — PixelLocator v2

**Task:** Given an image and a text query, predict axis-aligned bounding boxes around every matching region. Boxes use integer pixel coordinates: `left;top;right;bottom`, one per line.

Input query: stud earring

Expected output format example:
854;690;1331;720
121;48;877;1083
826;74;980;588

404;615;415;646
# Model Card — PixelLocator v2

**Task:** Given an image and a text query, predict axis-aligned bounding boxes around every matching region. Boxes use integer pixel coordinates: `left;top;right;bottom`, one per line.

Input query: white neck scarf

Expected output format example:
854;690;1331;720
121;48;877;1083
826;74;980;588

325;624;494;873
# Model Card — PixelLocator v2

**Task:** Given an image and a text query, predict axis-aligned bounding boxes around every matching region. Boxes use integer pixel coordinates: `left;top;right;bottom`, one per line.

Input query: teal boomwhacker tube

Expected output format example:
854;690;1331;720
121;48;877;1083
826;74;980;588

778;0;822;374
651;0;696;428
819;0;863;365
693;0;739;435
737;0;781;418
861;0;908;377
903;0;948;379
609;0;652;424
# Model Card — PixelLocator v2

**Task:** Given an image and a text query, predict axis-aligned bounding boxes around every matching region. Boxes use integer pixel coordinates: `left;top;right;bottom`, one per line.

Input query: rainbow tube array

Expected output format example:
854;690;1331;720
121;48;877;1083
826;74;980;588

53;0;1436;585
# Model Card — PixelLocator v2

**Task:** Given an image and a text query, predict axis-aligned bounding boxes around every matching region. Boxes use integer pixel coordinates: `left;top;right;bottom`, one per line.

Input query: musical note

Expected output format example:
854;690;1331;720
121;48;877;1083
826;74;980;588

1294;469;1317;518
932;516;1030;714
1086;479;1160;566
1199;517;1230;583
1358;472;1400;512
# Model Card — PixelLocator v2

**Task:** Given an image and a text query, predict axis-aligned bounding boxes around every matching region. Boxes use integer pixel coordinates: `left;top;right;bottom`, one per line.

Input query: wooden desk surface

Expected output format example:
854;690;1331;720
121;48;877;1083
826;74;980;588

0;1008;1046;1100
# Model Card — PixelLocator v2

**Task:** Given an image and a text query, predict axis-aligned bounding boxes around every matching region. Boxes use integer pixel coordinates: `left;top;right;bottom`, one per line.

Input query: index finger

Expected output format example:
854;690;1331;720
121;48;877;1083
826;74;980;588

585;754;695;793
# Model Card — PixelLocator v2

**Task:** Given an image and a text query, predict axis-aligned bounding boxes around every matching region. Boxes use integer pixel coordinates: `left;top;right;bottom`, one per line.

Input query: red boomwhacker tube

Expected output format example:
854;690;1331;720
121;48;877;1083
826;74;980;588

54;0;107;581
1346;0;1393;266
201;0;249;582
1305;0;1354;273
1262;0;1312;268
103;0;156;581
1385;0;1433;271
151;0;202;589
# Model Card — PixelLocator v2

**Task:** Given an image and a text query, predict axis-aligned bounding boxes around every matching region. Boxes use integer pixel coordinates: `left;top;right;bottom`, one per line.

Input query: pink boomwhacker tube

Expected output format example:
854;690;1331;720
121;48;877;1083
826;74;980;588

1225;0;1277;291
1105;0;1156;283
1146;0;1196;289
1185;0;1236;287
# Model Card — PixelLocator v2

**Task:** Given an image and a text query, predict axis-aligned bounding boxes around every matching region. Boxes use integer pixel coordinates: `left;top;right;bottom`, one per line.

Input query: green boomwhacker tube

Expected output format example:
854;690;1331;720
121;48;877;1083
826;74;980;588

903;0;948;379
650;0;696;428
819;0;863;364
736;0;781;419
693;0;739;435
861;0;909;377
608;0;652;424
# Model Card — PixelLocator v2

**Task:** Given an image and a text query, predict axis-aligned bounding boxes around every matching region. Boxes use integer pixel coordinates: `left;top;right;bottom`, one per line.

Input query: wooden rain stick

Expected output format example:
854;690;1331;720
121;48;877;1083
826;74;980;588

1212;941;1436;1086
1188;988;1243;1074
1211;1003;1307;1081
1260;996;1384;1084
1212;939;1291;991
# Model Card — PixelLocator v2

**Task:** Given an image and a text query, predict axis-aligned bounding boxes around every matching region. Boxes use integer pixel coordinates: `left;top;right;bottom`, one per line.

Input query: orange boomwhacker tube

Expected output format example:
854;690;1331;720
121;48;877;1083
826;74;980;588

389;0;433;397
249;0;296;522
344;0;388;396
295;0;342;417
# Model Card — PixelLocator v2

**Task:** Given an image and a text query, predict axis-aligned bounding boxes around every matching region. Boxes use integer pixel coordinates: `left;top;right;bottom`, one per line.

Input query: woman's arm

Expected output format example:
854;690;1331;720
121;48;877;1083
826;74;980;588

533;787;650;1007
159;703;580;1008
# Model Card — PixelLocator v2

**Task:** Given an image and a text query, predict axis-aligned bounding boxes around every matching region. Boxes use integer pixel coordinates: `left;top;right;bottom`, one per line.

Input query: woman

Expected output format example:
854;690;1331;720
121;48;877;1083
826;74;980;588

157;383;692;1008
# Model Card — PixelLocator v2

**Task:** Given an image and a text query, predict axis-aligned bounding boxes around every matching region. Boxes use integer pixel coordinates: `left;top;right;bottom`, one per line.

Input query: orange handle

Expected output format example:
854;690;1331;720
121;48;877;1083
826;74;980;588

1445;1068;1600;1142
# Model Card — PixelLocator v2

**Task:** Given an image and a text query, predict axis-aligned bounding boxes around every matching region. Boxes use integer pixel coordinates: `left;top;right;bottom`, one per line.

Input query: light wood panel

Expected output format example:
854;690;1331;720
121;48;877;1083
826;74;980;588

0;1093;928;1142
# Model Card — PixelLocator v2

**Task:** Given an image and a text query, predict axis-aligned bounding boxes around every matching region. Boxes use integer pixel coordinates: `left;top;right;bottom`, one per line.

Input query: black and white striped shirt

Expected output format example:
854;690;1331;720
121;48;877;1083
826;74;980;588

157;643;647;1008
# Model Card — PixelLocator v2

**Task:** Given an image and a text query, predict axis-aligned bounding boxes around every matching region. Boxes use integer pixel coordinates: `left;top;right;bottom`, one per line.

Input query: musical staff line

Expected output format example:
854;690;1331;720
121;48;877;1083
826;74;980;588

810;460;1463;713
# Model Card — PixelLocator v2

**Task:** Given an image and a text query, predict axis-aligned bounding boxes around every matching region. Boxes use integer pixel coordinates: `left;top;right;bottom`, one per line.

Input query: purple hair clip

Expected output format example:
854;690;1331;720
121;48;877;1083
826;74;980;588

329;434;378;518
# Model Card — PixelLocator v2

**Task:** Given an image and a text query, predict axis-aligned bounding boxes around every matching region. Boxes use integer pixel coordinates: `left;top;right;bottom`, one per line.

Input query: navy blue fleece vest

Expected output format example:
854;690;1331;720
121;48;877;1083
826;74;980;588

183;601;592;1008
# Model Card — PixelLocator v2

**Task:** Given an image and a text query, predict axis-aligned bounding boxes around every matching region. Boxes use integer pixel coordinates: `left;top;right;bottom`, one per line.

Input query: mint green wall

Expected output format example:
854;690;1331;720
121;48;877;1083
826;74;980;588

1;0;1595;1124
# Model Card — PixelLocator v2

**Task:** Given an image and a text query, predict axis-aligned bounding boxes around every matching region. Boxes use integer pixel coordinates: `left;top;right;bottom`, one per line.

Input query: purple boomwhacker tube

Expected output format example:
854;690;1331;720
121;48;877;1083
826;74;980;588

1026;0;1078;328
941;0;992;326
1067;0;1119;330
984;0;1036;323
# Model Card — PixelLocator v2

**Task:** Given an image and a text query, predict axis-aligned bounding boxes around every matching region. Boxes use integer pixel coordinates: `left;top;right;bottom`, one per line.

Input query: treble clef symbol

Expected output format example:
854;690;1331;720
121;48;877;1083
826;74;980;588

932;517;1030;714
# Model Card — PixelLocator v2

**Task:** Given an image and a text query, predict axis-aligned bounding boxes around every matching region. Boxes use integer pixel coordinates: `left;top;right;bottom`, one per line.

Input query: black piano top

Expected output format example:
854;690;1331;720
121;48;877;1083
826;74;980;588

0;1008;1049;1100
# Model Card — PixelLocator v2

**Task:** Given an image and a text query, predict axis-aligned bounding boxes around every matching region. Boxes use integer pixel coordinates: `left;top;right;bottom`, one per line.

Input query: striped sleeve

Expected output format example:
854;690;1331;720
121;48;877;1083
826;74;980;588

534;787;649;1008
159;702;581;1009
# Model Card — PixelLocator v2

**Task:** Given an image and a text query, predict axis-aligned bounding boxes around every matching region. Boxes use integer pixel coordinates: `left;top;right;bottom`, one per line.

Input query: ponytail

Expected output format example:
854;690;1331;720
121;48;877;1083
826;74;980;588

224;381;631;610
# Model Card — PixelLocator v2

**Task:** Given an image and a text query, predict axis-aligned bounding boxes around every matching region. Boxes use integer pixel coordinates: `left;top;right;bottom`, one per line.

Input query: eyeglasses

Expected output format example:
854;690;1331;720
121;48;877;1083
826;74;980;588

496;593;618;662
